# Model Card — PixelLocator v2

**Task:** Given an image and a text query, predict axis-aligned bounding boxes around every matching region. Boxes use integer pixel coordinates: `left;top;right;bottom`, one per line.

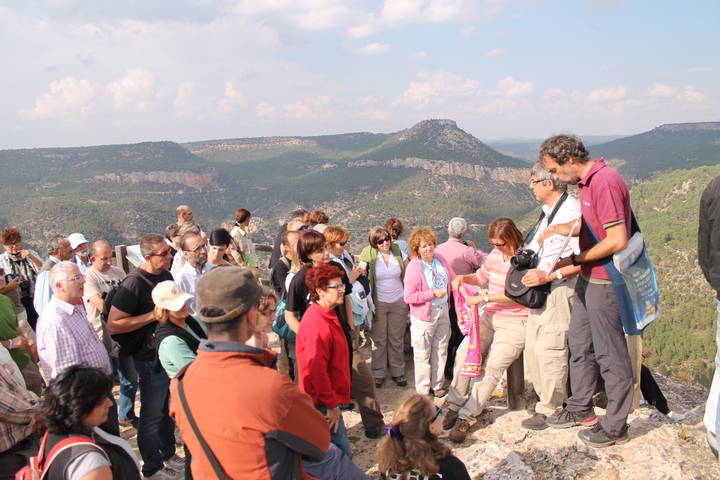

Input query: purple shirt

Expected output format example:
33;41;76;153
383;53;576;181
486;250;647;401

578;159;632;280
37;297;112;380
434;237;487;276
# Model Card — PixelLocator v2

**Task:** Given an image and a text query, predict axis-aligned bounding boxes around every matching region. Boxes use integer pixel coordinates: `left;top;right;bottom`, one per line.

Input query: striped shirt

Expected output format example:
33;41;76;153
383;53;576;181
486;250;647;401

474;249;528;318
37;297;112;380
0;363;39;452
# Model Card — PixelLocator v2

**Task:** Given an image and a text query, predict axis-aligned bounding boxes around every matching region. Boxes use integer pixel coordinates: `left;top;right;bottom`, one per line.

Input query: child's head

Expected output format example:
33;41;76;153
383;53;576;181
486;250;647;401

377;394;451;477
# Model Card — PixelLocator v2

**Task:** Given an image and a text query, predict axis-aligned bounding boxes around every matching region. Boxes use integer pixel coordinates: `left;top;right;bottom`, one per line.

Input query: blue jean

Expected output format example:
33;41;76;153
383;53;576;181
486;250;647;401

316;405;352;458
134;358;176;476
114;356;139;421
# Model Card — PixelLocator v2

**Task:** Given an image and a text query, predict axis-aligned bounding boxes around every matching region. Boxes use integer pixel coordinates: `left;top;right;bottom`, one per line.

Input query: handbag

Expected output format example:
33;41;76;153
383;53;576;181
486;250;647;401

176;366;228;480
505;193;571;309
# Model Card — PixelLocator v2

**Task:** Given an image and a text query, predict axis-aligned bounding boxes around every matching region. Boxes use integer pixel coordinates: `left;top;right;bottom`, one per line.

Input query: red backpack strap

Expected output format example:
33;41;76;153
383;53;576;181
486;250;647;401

38;434;103;478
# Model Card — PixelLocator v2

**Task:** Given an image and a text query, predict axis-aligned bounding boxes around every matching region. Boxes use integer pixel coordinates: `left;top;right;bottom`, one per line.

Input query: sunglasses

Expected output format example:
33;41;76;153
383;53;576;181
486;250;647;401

377;237;391;245
490;242;507;248
326;284;346;290
148;249;172;257
431;405;443;422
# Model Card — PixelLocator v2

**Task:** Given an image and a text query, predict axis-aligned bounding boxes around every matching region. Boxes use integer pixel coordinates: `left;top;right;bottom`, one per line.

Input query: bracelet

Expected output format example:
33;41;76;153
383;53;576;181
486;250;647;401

7;338;13;349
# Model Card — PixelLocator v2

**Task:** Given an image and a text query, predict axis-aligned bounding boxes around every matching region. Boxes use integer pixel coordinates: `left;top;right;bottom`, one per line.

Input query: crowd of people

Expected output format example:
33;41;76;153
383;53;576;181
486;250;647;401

0;134;718;479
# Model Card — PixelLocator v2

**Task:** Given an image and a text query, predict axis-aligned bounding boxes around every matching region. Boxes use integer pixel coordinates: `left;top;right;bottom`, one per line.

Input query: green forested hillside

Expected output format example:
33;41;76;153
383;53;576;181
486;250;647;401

632;164;720;386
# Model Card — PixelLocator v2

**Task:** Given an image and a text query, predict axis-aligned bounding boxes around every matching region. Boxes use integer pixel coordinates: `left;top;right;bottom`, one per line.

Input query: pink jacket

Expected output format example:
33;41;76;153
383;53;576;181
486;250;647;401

403;254;456;321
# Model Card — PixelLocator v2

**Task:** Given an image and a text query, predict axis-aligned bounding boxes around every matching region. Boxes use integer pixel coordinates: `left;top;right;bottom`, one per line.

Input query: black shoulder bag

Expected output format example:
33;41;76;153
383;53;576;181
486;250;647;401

176;365;228;480
505;192;568;309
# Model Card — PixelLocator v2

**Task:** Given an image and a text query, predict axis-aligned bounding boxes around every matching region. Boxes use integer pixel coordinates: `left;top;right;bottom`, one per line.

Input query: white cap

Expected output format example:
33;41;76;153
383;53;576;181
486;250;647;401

152;281;193;312
68;233;89;250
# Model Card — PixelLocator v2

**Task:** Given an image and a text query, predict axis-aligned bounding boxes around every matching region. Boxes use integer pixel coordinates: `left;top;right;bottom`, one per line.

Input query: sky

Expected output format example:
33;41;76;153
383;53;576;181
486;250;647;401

0;0;718;149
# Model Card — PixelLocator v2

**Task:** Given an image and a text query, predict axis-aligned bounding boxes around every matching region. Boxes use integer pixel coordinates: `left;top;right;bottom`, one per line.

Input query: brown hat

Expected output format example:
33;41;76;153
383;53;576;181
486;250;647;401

196;267;262;323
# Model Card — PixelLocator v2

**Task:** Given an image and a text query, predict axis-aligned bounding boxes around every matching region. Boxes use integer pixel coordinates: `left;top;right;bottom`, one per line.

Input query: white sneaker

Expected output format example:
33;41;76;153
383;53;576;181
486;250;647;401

144;466;183;479
164;454;186;472
666;411;686;422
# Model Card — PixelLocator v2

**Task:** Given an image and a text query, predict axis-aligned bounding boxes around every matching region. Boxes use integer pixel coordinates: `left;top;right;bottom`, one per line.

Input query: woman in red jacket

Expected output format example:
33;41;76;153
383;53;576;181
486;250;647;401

297;263;353;457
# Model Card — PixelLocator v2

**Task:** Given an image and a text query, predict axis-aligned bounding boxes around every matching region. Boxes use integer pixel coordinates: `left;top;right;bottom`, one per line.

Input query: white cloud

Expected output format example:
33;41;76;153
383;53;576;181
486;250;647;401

497;76;533;97
407;51;427;62
21;77;95;119
483;48;505;57
676;85;707;104
585;86;627;102
355;42;391;56
398;70;479;106
688;66;712;72
255;101;277;118
647;83;677;98
381;0;505;25
233;0;358;32
542;88;568;101
283;95;332;120
347;23;375;38
461;26;475;37
217;81;247;112
173;81;194;116
106;68;154;110
360;109;392;121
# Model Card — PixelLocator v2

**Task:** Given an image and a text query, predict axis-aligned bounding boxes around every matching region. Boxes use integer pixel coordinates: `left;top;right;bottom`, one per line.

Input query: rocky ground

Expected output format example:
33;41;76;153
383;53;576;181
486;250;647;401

118;335;720;479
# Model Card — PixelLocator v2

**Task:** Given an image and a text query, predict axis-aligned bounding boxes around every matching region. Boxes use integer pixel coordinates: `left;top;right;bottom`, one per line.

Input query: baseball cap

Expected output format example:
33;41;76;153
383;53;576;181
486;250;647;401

152;281;193;312
196;267;262;323
68;233;89;250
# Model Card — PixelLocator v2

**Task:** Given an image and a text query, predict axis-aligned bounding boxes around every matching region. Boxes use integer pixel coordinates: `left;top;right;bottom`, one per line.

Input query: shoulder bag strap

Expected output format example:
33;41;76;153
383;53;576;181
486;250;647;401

523;191;569;247
176;367;228;480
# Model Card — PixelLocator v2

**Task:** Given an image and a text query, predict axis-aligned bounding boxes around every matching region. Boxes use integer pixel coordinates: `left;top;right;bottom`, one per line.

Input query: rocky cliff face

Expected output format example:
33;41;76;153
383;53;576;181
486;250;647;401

186;137;319;155
348;157;529;183
656;122;720;132
91;170;215;190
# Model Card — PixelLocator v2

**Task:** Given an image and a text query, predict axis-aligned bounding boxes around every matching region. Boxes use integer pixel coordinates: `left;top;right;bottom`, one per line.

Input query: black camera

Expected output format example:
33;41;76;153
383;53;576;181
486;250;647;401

510;248;539;270
5;274;31;298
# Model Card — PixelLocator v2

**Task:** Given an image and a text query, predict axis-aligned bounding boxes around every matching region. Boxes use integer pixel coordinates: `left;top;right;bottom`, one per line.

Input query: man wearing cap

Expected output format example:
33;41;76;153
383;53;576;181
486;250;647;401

170;267;368;479
33;235;73;317
68;232;92;274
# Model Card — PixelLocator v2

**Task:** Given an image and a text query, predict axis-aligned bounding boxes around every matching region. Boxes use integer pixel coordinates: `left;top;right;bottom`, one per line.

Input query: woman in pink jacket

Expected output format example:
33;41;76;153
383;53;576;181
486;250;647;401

403;227;456;397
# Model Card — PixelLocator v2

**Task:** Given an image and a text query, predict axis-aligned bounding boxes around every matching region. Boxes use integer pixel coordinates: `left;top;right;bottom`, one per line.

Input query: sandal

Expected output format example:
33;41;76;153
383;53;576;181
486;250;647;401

392;376;407;387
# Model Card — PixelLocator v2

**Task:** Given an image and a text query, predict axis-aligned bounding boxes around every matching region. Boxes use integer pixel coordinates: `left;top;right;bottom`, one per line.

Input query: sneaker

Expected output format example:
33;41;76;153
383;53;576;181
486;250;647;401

546;407;597;429
443;409;459;430
521;413;548;431
449;418;472;443
392;376;407;387
375;378;385;388
578;423;629;448
164;454;185;472
119;416;138;428
666;411;686;422
145;466;183;479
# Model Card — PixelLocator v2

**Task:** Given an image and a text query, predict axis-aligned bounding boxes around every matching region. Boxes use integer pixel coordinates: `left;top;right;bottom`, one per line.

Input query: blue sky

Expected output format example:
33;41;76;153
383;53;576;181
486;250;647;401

0;0;717;149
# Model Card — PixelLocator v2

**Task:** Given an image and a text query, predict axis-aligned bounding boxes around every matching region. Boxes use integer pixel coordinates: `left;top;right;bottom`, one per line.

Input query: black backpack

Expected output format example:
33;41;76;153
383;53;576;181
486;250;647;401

104;270;157;357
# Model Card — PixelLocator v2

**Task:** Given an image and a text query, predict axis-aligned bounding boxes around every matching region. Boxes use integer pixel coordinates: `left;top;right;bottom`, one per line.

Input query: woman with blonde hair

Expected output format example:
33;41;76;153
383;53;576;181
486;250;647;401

404;227;456;398
377;393;470;480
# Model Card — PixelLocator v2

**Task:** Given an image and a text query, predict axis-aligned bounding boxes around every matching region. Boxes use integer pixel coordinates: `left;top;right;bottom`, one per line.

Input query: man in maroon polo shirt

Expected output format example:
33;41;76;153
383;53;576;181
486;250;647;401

537;134;634;448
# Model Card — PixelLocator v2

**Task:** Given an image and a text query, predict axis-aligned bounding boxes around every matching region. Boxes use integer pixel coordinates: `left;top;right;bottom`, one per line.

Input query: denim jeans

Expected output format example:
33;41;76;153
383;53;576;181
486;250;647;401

114;356;139;421
134;358;176;476
316;405;352;458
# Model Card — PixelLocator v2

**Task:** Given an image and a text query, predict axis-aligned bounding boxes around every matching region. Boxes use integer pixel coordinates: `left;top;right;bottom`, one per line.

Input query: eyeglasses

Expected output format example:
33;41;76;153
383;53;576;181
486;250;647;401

63;273;84;283
326;284;346;290
184;243;207;253
148;249;172;257
377;237;391;245
529;179;544;186
431;405;443;422
490;242;507;247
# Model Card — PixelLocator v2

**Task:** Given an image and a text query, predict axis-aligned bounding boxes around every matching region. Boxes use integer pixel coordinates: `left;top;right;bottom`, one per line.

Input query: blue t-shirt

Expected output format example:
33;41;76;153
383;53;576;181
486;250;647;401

421;258;448;306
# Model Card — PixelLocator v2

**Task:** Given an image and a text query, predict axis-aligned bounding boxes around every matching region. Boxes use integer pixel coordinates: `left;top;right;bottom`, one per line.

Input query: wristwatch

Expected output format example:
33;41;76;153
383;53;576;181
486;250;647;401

571;253;581;266
484;293;490;303
555;270;564;281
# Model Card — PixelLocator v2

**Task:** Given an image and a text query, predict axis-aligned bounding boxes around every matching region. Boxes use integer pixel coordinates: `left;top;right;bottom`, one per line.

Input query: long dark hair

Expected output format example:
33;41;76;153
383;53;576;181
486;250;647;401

42;366;113;435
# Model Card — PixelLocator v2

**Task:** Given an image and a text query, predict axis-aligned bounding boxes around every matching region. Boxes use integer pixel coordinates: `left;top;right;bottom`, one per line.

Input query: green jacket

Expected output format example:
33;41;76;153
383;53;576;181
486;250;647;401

359;244;406;306
0;294;30;369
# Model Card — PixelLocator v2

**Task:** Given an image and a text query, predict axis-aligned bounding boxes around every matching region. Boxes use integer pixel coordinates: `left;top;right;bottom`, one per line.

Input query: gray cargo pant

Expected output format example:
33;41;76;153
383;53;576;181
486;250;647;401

566;276;633;437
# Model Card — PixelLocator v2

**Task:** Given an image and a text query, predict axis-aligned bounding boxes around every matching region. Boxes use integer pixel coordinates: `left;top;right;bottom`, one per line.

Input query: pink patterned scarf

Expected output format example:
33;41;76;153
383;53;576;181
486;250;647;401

454;284;484;378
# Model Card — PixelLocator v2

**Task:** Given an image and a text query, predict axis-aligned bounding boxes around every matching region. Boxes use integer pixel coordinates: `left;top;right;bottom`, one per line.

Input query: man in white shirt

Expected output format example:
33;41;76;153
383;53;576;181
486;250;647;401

68;232;92;274
520;163;582;430
172;233;213;320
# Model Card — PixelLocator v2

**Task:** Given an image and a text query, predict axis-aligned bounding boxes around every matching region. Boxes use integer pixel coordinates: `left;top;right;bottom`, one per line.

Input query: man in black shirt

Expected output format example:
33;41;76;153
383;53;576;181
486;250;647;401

107;234;181;479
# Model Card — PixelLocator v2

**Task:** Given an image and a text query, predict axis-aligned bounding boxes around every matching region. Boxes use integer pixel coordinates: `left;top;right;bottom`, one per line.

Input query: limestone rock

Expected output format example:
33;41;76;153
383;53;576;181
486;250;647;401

457;442;534;479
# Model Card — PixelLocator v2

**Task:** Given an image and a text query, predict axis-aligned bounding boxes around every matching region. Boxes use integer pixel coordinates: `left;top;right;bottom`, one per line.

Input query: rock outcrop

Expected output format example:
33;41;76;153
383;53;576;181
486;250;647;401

91;170;215;190
348;158;529;184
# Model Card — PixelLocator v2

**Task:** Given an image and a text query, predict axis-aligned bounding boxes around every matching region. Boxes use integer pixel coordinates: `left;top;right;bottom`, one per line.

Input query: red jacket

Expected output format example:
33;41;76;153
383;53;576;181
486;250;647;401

170;341;330;480
296;303;351;409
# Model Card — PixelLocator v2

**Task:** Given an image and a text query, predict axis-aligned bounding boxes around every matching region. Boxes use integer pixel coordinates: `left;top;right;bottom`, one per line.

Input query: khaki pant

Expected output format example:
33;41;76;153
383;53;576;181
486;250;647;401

350;330;385;435
410;304;450;394
370;299;409;379
446;313;493;412
525;279;575;415
458;315;526;421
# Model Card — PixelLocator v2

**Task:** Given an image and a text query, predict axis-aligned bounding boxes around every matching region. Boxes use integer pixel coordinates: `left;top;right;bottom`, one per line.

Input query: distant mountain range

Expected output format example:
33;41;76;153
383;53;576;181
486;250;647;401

488;135;627;163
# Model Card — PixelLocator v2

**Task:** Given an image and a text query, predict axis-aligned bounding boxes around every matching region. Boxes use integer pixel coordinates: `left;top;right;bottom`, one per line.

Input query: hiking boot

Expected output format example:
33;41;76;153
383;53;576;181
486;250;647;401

145;466;183;479
164;454;185;472
443;409;459;430
546;407;597;429
521;413;548;431
392;376;407;387
449;418;472;443
578;423;629;448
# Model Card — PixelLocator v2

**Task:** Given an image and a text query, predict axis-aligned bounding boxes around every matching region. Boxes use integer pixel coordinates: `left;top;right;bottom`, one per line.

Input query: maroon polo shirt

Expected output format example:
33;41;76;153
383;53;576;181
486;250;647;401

578;159;632;280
